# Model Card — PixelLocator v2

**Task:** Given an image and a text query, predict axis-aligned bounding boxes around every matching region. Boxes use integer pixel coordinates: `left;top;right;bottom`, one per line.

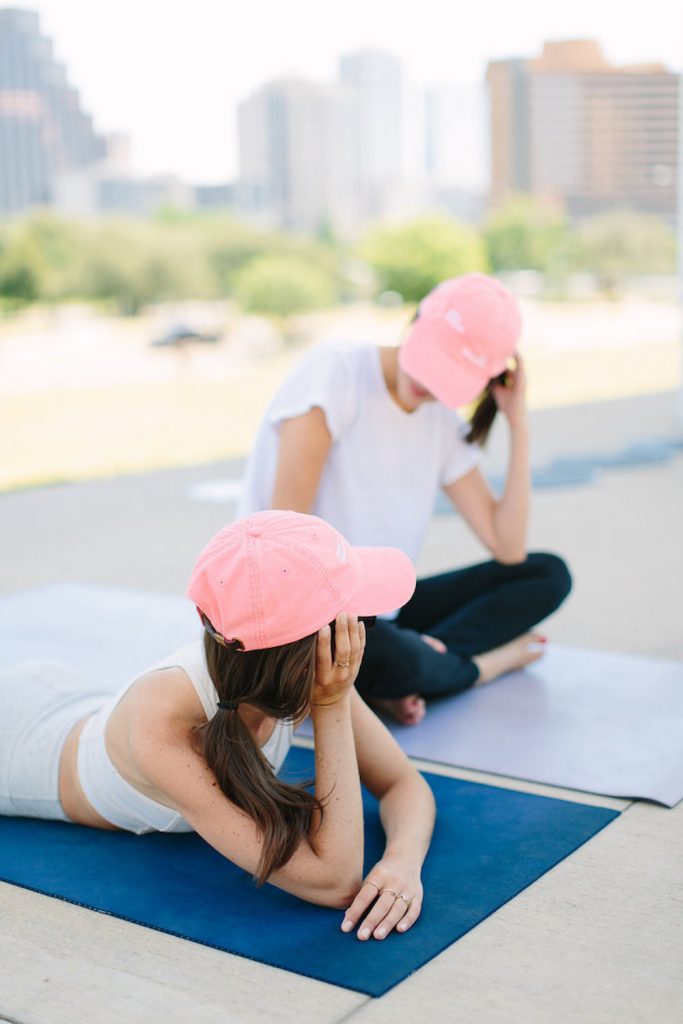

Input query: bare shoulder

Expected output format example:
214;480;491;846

111;665;207;773
118;665;205;722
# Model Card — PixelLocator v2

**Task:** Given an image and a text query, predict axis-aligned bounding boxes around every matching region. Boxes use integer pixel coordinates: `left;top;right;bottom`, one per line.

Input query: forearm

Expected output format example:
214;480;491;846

492;417;530;562
309;696;364;884
379;770;435;867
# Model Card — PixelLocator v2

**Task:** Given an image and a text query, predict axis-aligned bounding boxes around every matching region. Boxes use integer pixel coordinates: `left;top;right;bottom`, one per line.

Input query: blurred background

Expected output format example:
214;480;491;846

0;1;681;542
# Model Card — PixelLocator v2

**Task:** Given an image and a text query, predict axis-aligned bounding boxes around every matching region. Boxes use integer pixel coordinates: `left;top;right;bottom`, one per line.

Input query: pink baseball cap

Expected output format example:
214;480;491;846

399;273;522;409
187;510;416;651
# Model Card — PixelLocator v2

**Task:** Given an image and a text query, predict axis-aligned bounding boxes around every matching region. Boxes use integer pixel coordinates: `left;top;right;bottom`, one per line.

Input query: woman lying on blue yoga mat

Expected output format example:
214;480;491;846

0;510;435;941
239;273;572;724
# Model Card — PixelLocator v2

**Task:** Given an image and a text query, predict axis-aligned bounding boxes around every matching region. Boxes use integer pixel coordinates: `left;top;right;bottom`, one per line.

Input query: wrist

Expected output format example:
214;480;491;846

382;844;427;869
311;691;352;718
507;411;528;432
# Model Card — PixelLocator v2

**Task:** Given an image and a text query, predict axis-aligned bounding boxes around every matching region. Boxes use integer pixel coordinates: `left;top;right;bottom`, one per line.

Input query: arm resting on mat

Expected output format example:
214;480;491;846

129;618;365;909
340;692;436;939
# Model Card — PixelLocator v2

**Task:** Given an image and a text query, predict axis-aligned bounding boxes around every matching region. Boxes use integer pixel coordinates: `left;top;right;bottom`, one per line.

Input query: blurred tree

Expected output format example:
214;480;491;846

0;211;349;314
0;213;85;306
573;210;676;295
232;255;336;336
484;195;571;276
359;216;486;302
200;215;271;293
0;229;44;305
80;219;214;314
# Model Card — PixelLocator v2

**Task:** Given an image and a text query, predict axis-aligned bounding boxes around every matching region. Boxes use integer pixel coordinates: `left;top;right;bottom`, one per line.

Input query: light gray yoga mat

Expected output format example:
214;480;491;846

2;585;681;805
302;645;683;807
394;646;683;806
0;583;200;689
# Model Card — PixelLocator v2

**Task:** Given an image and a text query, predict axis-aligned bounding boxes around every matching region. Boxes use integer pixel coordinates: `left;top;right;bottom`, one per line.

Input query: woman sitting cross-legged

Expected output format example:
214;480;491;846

239;273;572;725
0;510;435;941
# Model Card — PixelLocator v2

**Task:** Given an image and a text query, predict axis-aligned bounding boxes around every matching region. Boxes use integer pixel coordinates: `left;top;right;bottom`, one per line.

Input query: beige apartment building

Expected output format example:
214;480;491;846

487;40;679;222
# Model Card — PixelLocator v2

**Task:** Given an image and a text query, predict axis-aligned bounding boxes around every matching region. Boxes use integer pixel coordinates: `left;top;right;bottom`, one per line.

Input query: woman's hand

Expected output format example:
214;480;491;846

340;856;424;940
492;353;527;428
312;614;365;708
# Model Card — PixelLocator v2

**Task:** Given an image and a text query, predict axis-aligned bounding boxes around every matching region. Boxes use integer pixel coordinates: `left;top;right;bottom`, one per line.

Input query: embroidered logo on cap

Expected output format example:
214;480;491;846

445;309;466;333
461;346;487;368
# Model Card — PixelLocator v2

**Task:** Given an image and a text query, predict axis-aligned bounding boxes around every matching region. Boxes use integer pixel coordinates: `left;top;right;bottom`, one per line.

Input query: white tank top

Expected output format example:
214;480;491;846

77;640;293;834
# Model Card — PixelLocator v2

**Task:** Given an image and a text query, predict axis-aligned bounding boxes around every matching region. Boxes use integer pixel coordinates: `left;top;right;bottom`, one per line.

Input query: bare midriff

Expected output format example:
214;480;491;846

58;715;119;829
57;694;279;831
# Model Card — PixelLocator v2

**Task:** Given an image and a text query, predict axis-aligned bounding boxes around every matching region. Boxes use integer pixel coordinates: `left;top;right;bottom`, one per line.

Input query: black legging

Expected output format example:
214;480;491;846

355;552;572;700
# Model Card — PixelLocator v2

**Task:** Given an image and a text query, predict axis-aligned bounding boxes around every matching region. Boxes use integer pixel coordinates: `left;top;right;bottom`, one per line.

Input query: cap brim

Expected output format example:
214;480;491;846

399;328;489;409
345;546;416;616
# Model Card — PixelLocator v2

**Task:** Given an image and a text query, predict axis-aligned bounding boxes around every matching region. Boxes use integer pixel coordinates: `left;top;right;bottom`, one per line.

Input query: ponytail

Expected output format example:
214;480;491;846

465;385;499;446
197;622;322;885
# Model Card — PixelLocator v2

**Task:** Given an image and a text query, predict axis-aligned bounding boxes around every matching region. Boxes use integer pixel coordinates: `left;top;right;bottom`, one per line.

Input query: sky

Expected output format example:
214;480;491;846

26;0;683;184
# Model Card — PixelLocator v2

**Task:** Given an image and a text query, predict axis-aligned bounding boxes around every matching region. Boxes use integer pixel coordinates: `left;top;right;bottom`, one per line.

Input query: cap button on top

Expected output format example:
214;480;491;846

247;526;262;538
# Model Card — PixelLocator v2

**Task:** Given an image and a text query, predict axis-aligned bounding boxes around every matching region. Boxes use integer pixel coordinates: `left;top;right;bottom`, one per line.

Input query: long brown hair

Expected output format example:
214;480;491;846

464;384;499;446
196;617;322;885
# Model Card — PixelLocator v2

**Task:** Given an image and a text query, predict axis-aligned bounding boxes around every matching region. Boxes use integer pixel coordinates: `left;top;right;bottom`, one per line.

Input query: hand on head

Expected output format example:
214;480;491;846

491;352;527;426
313;614;366;708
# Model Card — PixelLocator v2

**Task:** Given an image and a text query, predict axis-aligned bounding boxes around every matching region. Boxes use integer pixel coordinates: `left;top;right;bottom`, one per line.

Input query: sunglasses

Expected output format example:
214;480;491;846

328;615;377;659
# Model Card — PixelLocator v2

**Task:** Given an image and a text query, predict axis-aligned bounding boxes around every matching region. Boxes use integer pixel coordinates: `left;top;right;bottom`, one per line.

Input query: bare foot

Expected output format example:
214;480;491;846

368;694;427;726
473;633;547;686
421;633;447;654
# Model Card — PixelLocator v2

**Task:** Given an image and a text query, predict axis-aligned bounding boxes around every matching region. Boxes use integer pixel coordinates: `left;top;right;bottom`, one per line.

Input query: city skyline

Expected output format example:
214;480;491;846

488;40;678;223
19;0;683;184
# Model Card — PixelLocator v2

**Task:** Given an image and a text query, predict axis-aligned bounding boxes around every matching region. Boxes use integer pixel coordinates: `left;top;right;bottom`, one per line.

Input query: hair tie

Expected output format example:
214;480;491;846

217;700;239;711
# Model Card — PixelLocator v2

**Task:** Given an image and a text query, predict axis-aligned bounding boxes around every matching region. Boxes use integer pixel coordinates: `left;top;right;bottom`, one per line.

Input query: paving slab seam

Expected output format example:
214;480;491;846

333;1000;374;1024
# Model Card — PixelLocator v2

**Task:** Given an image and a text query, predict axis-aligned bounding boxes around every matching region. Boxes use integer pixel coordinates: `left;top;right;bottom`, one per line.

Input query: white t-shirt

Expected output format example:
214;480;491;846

239;342;480;565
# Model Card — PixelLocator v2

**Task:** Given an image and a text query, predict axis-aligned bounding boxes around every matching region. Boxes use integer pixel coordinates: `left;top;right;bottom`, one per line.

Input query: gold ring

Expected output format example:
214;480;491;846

398;893;412;908
364;880;380;893
335;660;350;669
380;887;399;900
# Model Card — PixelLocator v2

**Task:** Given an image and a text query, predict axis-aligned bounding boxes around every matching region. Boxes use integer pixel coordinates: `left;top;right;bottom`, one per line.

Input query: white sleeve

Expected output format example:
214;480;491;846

439;412;482;487
266;345;356;442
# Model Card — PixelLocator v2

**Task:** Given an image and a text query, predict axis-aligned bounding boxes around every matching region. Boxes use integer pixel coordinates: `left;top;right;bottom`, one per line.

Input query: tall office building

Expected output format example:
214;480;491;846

339;49;403;221
237;50;405;232
487;40;679;222
0;7;106;215
238;77;354;234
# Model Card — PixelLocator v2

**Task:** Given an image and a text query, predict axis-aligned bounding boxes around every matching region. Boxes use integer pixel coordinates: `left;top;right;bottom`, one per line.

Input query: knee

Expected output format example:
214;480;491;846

360;633;439;696
527;552;573;612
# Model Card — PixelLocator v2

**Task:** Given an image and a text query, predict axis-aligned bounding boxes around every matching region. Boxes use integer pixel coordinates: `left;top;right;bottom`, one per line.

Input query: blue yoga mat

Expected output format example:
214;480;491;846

0;747;616;996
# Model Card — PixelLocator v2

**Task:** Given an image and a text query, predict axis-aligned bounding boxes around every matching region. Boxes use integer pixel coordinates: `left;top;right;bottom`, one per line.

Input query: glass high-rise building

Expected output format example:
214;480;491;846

0;7;105;215
238;77;355;234
237;49;405;233
339;49;403;221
